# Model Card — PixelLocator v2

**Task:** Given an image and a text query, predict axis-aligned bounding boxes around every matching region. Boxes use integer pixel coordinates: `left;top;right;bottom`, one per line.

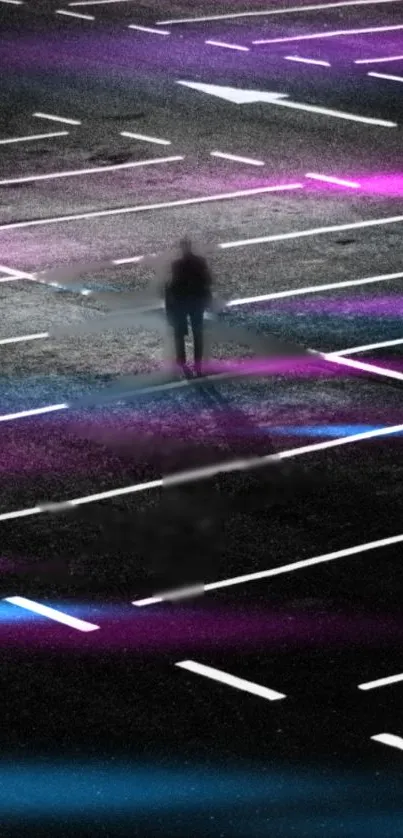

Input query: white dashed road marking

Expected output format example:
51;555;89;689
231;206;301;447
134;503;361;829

175;661;286;701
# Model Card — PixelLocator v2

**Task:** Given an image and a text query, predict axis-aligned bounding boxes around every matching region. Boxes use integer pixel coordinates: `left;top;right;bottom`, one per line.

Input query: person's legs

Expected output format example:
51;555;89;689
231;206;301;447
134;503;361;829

168;305;188;368
189;306;204;372
173;323;186;366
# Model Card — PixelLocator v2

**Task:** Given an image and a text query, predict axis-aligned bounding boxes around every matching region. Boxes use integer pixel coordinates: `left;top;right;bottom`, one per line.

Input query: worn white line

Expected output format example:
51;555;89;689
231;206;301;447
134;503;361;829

0;269;402;346
4;596;99;632
157;0;403;25
1;426;403;523
254;23;403;45
120;131;171;145
0;156;183;186
70;0;132;4
112;255;146;265
334;337;403;356
371;733;403;751
285;55;331;66
0;264;43;280
368;71;403;82
0;131;69;145
55;9;95;19
205;40;249;51
0;332;49;345
128;24;170;35
162;422;403;487
326;353;403;381
133;532;403;605
257;97;396;127
359;672;403;690
0;183;303;231
210;151;264;166
305;172;360;188
175;660;286;700
0;404;68;422
33;111;81;126
355;54;403;65
220;214;403;250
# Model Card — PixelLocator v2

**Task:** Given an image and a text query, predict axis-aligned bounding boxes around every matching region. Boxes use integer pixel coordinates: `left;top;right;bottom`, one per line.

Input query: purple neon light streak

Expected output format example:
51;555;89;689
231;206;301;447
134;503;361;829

1;608;403;650
305;173;360;189
301;172;403;196
353;173;403;196
0;388;400;479
0;350;401;431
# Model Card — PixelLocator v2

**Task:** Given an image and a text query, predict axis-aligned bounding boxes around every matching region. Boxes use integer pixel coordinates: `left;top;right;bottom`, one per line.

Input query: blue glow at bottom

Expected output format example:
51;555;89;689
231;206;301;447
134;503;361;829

0;763;321;813
0;761;399;821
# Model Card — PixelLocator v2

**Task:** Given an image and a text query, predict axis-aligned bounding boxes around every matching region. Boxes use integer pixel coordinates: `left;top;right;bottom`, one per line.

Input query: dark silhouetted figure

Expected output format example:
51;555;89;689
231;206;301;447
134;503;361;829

165;236;213;375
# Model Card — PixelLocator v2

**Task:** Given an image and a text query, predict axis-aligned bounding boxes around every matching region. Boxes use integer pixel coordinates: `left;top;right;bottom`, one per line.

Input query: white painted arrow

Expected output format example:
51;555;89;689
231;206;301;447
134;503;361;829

177;81;397;127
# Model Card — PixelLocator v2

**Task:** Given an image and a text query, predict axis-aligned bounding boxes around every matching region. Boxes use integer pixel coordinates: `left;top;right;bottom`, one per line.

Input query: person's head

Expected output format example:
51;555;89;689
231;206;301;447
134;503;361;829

179;236;192;256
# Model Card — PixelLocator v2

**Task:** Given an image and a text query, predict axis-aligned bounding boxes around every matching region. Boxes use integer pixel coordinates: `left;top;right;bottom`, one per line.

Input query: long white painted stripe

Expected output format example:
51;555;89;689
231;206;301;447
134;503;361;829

120;131;171;145
371;733;403;751
269;97;396;127
0;0;23;5
0;506;41;522
112;254;146;265
1;426;403;524
368;71;403;82
157;0;403;25
355;54;403;65
359;672;403;690
0;156;183;186
335;337;403;356
133;533;403;605
1;269;401;347
275;421;403;459
205;40;250;51
0;404;68;422
70;0;133;4
220;270;403;304
66;477;161;507
220;214;403;249
285;56;331;66
326;353;403;382
128;24;170;35
0;263;81;290
305;172;360;188
0;332;49;345
34;112;81;126
0;264;33;280
0;333;400;421
254;23;403;45
210;151;264;166
0;131;69;145
0;184;303;231
163;422;403;486
56;9;95;18
4;596;99;632
175;660;286;700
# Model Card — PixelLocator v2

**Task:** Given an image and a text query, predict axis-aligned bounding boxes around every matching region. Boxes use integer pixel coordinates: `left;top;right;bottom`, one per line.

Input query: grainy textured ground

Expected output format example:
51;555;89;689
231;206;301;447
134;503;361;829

0;1;403;836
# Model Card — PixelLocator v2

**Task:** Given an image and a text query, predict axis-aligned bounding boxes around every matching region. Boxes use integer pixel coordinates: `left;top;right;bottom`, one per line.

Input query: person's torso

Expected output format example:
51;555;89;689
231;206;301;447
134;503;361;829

167;254;209;305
